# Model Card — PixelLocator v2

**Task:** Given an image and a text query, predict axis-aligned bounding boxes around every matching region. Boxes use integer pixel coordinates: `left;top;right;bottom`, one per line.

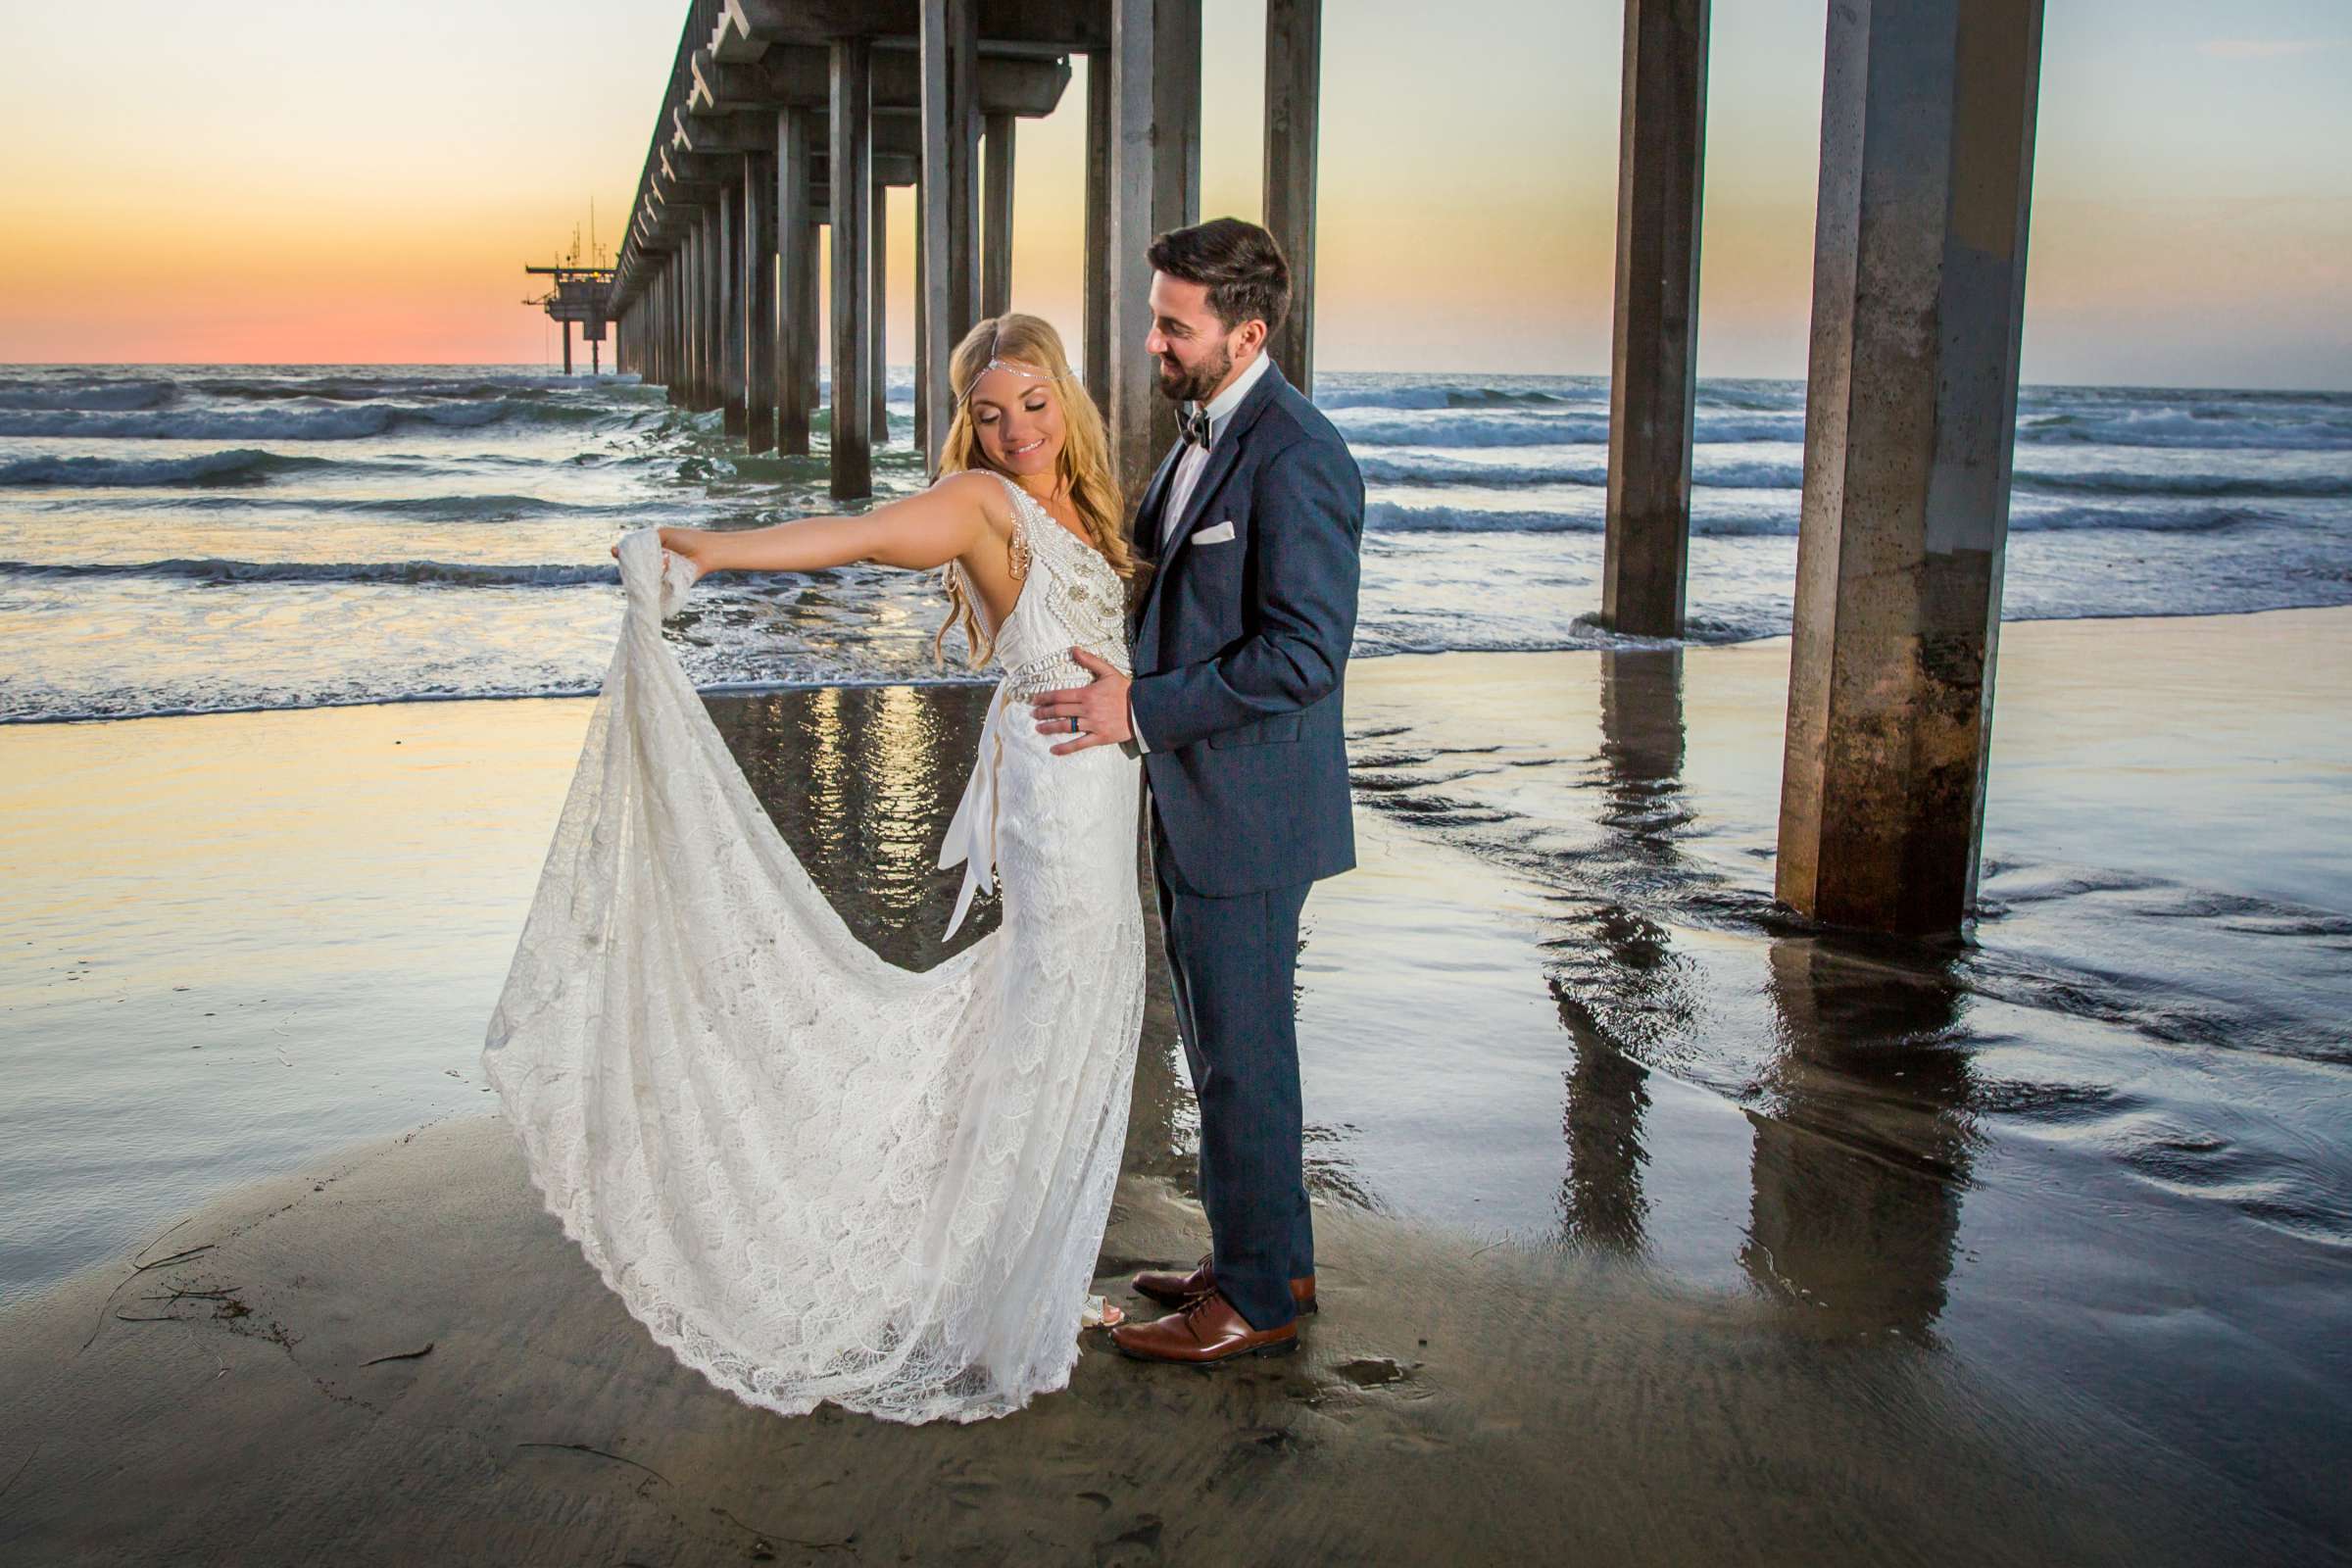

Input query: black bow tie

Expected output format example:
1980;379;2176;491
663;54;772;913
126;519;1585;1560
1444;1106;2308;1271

1177;405;1211;450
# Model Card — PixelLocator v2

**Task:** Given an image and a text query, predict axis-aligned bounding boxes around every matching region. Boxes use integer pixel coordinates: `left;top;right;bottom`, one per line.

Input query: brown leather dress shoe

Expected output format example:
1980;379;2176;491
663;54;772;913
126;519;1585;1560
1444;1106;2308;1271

1131;1251;1319;1314
1109;1289;1298;1364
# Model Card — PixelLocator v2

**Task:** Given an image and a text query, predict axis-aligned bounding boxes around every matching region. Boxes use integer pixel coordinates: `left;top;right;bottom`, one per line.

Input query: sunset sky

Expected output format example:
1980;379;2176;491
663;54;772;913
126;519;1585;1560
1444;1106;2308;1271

1;0;2345;387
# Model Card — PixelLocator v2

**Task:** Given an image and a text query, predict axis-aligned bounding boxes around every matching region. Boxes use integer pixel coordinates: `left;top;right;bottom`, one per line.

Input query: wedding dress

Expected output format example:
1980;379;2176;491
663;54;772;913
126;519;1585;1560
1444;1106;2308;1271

481;471;1146;1425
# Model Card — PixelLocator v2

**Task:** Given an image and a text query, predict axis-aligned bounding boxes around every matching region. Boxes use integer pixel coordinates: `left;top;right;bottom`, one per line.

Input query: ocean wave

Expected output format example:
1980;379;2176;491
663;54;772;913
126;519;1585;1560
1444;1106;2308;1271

0;557;836;589
2015;467;2352;499
1336;410;1806;448
182;375;569;403
0;398;617;441
1356;450;2347;502
1357;452;1807;490
0;558;627;588
0;449;336;487
1314;385;1579;412
0;378;177;413
1365;500;2280;536
2017;406;2352;451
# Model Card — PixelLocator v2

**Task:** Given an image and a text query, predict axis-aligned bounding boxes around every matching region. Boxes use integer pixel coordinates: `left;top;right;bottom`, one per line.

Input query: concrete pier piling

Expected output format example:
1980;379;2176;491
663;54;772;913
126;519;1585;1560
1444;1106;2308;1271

829;36;875;499
917;0;982;471
1601;0;1709;640
745;150;777;454
983;111;1016;319
1261;0;1321;397
1775;0;2045;933
718;182;744;434
777;105;814;455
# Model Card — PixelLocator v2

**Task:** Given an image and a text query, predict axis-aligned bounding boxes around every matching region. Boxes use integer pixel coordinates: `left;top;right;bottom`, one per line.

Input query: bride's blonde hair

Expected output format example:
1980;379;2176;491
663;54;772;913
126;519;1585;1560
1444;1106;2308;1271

931;314;1142;666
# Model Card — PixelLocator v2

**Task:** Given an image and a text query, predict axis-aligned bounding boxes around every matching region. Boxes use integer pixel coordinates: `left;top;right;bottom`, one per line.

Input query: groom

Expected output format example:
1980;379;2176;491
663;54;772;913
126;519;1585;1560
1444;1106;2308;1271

1027;216;1364;1363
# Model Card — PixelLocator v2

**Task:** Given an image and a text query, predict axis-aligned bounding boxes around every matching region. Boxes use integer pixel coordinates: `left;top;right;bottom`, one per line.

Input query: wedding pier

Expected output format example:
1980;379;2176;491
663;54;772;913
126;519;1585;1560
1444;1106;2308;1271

605;0;2047;939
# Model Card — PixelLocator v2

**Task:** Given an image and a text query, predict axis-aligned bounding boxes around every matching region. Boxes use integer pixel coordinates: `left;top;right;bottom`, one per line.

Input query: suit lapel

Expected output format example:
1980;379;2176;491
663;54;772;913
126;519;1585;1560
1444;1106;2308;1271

1133;440;1184;564
1140;358;1290;623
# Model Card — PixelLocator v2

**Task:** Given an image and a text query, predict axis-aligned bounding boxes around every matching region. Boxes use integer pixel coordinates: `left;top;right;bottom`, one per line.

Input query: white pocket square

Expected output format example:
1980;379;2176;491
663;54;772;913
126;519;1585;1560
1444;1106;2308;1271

1190;519;1237;545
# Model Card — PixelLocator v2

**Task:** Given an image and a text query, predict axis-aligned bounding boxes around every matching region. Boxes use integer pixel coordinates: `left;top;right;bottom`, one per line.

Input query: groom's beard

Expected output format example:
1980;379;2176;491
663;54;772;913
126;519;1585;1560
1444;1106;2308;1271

1156;340;1232;406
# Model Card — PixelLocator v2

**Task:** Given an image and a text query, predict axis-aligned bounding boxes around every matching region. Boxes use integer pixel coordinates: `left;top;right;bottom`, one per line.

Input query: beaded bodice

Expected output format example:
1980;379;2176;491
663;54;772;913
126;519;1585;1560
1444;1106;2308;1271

948;471;1132;700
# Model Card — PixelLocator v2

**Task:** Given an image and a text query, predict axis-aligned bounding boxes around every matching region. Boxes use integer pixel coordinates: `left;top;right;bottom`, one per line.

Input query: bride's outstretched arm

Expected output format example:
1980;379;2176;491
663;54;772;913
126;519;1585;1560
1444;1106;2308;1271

648;470;1000;575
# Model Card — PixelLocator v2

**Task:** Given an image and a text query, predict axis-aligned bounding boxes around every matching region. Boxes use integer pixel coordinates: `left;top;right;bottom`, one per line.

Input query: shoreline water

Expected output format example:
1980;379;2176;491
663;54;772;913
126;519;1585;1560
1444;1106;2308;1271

2;606;2346;1560
7;363;2350;724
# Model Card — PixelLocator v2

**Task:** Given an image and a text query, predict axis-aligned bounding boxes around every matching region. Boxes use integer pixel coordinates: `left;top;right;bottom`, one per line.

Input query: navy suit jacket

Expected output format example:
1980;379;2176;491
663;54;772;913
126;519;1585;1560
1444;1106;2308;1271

1124;358;1365;898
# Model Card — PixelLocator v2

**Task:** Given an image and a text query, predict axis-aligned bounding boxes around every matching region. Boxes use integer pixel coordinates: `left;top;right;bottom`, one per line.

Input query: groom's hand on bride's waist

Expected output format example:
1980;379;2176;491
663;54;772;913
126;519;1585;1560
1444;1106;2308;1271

1028;648;1133;756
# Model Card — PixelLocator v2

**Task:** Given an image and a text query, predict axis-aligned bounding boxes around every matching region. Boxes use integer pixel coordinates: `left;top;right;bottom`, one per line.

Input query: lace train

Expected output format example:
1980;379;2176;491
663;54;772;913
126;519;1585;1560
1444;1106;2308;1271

481;517;1145;1424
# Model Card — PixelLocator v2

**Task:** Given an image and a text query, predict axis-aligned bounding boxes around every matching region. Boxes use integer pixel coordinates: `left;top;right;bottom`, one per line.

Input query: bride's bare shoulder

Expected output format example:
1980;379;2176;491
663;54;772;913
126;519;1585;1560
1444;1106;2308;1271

931;467;1015;511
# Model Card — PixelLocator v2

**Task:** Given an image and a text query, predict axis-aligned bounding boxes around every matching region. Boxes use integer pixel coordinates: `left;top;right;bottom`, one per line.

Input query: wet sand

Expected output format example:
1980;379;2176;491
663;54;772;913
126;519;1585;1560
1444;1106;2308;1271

2;609;2348;1564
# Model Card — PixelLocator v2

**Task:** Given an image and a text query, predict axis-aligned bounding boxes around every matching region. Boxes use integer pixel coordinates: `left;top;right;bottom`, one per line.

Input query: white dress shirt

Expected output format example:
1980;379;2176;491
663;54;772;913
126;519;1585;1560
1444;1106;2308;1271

1129;351;1274;754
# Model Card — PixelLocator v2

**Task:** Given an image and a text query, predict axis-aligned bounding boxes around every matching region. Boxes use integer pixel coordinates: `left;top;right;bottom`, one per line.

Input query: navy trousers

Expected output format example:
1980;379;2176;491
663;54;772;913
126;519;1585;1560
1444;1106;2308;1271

1150;809;1316;1331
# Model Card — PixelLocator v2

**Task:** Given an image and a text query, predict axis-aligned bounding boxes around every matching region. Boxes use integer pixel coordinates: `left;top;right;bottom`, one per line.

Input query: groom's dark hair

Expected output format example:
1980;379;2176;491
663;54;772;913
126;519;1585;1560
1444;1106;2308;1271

1148;218;1291;339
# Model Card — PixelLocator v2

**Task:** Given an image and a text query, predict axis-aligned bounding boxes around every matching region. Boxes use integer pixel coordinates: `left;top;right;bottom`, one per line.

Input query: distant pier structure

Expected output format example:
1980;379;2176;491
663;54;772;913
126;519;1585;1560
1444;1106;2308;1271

604;0;2049;939
524;265;615;375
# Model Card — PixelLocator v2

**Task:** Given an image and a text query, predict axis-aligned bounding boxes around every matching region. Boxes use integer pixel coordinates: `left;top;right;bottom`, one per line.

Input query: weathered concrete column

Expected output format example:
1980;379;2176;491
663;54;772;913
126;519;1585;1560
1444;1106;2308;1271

745;152;778;455
1775;0;2045;934
718;181;746;435
683;223;701;408
695;213;715;411
982;112;1015;318
797;216;822;436
663;261;680;402
918;0;980;467
1082;50;1111;409
829;38;874;500
701;208;719;414
870;175;890;446
777;109;814;455
1601;0;1710;639
1261;0;1321;395
688;217;706;409
912;180;930;457
1106;0;1200;508
672;234;689;405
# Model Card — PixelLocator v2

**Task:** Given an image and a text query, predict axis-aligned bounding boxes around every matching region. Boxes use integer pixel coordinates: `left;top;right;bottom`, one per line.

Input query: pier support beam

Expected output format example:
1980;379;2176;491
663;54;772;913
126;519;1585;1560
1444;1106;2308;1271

918;0;981;468
1601;0;1710;638
683;225;701;407
871;174;890;446
778;109;815;455
696;213;716;411
1775;0;2045;934
1082;50;1111;409
983;112;1015;318
562;318;573;376
829;38;874;500
746;152;777;455
913;180;929;456
719;181;745;435
1261;0;1321;395
673;234;691;406
1104;0;1200;507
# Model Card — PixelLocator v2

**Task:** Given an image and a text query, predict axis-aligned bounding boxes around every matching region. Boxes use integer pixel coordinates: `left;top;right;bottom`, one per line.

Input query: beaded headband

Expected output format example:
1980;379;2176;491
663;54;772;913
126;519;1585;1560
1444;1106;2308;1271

957;355;1071;407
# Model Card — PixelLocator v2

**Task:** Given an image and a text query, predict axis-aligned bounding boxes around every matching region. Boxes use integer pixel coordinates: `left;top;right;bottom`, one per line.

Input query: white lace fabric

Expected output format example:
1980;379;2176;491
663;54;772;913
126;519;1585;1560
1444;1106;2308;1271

482;477;1145;1425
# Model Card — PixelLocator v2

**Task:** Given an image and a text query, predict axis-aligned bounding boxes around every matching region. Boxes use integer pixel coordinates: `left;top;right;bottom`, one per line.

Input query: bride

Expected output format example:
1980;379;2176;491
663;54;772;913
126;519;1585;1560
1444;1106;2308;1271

481;314;1151;1425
